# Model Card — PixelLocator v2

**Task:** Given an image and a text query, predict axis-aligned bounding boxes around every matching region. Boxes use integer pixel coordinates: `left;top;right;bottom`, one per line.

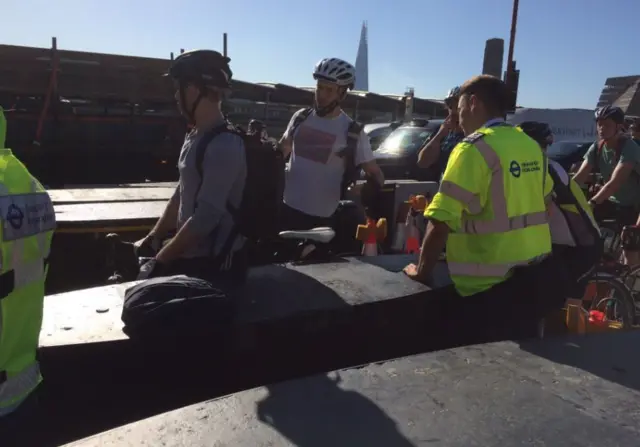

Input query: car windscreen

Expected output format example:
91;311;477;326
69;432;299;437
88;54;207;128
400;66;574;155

546;141;592;160
375;127;433;157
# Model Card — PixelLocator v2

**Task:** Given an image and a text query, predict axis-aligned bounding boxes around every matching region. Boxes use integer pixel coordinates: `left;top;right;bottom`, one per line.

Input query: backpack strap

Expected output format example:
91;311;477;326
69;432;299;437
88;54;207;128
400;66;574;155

194;122;239;209
193;122;246;267
288;107;313;138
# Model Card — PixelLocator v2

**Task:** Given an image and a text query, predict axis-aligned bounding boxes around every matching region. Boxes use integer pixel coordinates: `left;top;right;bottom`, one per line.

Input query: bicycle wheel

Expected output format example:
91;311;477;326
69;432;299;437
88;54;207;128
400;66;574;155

622;264;640;311
581;271;635;328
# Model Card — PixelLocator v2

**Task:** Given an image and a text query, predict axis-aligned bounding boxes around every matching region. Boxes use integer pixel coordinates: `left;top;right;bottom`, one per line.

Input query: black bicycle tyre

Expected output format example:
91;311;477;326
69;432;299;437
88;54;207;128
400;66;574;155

584;271;635;328
621;264;640;309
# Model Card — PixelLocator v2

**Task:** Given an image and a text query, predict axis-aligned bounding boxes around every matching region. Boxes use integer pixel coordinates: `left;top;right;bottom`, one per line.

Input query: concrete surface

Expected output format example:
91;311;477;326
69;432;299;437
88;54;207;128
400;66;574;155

69;332;640;447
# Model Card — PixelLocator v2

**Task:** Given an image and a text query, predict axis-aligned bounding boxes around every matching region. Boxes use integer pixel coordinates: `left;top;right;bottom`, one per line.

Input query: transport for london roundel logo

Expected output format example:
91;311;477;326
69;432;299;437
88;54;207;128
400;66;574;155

6;204;24;230
509;160;521;178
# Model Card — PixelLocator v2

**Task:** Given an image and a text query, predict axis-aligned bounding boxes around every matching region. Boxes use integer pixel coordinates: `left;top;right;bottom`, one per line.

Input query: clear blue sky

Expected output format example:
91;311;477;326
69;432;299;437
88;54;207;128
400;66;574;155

3;0;638;109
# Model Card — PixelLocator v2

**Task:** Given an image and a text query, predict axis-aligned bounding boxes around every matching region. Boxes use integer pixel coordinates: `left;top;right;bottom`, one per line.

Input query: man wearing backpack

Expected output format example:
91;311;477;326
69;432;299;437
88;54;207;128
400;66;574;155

573;106;640;228
519;121;601;307
278;57;384;231
134;50;250;283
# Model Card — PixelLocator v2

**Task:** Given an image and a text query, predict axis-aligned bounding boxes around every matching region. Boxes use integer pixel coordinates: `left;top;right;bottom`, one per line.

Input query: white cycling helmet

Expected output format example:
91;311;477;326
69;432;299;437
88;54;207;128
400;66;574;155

313;58;356;89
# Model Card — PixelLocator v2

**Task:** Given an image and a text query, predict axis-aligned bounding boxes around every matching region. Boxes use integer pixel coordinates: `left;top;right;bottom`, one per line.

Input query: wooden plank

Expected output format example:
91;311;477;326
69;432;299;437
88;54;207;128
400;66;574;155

49;187;175;204
40;282;136;347
55;201;164;228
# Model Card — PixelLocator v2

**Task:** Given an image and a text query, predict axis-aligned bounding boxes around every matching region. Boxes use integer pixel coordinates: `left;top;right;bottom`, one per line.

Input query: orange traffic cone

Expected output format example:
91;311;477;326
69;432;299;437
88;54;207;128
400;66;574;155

356;218;388;256
391;202;410;252
403;195;429;254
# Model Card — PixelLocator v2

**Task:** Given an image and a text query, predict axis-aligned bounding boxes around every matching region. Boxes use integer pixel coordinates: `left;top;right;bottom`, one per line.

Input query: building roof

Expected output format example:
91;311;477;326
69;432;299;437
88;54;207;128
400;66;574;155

597;76;640;116
0;40;445;115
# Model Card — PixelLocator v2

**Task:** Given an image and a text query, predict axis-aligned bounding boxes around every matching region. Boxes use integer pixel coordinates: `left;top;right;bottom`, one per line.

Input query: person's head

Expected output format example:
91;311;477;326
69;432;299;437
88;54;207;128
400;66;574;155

444;86;461;129
167;49;233;126
457;75;510;136
248;119;267;138
519;121;554;151
312;58;356;117
629;117;640;139
594;106;625;141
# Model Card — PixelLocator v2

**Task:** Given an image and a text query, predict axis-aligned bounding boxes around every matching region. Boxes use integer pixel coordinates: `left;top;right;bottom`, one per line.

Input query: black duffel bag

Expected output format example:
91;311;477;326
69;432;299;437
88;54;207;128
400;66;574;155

122;275;235;339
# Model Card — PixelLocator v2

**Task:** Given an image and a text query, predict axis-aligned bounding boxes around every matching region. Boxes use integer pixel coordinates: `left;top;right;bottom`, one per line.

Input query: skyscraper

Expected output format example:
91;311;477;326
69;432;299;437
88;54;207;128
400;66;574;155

354;21;369;91
482;38;504;79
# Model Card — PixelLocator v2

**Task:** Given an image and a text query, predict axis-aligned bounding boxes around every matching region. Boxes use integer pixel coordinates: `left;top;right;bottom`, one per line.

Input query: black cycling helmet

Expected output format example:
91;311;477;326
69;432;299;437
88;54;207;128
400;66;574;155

594;105;625;124
444;86;461;108
167;50;232;124
248;119;266;132
167;50;233;90
519;121;554;148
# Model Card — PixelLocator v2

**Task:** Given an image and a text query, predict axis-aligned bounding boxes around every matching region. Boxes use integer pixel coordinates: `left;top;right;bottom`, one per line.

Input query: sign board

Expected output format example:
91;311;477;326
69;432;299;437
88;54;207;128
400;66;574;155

507;108;596;143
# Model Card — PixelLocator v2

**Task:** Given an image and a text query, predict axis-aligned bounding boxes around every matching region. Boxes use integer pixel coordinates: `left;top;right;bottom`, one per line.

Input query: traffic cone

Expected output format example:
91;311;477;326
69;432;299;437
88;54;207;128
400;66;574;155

403;195;429;254
356;218;388;256
405;213;421;254
391;202;410;252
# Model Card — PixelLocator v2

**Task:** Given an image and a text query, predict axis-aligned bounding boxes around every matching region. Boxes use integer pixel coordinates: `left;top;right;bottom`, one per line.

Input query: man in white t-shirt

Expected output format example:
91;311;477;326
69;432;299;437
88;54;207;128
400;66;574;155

278;57;384;230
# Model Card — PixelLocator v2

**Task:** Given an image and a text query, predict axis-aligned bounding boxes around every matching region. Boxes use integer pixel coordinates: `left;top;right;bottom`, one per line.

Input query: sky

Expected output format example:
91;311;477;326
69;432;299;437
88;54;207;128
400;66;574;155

2;0;638;109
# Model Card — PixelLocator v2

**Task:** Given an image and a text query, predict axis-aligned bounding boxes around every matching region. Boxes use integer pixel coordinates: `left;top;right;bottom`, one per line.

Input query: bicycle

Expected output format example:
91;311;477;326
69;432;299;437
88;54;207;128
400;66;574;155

578;218;636;328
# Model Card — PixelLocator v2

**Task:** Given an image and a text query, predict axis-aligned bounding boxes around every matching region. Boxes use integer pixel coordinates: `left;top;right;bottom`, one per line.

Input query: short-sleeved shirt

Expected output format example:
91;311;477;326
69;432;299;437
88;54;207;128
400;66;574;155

583;138;640;208
283;109;375;218
437;130;465;178
177;127;247;260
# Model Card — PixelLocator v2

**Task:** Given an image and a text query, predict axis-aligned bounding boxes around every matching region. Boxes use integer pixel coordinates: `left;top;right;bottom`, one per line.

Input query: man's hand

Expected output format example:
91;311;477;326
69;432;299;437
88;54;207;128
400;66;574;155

133;235;161;257
440;115;454;134
137;258;164;280
403;263;429;282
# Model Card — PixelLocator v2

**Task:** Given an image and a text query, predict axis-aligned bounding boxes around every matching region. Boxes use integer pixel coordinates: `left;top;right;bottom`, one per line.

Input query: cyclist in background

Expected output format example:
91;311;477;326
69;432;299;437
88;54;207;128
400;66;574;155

573;106;640;228
416;86;465;178
519;121;601;306
630;117;640;144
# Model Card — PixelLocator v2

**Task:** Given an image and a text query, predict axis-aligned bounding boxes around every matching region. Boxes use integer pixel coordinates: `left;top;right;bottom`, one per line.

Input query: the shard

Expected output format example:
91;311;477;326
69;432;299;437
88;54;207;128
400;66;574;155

354;21;369;92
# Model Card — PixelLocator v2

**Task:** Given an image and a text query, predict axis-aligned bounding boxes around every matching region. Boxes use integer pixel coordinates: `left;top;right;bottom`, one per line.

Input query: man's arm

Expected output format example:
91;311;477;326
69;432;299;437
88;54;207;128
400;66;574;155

417;124;448;168
355;129;384;186
590;139;640;204
408;143;490;280
149;186;180;239
278;108;305;159
156;133;244;263
572;142;596;186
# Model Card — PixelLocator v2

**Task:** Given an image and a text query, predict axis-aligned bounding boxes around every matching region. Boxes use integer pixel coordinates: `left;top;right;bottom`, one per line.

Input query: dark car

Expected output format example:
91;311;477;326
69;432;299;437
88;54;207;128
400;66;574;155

547;141;592;172
373;119;443;180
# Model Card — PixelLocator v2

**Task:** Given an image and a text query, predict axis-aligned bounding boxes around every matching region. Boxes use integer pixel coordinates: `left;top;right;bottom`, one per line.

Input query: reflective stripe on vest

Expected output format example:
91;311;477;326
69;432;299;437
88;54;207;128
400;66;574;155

0;363;40;417
0;176;55;417
439;134;549;277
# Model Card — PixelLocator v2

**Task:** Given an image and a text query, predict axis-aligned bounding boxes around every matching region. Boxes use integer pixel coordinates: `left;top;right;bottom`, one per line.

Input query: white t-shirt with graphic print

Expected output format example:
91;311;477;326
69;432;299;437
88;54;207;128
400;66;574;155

283;109;375;218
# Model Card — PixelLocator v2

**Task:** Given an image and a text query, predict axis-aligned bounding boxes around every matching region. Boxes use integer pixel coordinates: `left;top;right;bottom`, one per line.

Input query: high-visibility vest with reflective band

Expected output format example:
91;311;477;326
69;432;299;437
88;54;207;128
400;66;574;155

0;107;56;418
425;124;553;297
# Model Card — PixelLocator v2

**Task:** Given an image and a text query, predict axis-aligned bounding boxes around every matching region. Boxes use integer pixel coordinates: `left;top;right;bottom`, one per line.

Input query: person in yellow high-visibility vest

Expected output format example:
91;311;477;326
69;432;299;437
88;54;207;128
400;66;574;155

0;106;56;430
404;75;563;341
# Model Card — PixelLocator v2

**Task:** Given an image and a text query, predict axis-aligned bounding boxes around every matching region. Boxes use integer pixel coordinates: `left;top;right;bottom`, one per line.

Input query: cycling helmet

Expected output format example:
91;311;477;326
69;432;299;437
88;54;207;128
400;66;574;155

594;105;625;124
519;121;554;148
444;86;461;108
445;86;461;100
248;119;266;134
167;49;233;89
313;58;356;89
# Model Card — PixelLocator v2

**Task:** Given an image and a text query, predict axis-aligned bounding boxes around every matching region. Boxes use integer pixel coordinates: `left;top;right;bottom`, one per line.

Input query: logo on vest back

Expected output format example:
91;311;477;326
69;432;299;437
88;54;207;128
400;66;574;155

0;193;56;241
509;161;521;178
6;204;23;230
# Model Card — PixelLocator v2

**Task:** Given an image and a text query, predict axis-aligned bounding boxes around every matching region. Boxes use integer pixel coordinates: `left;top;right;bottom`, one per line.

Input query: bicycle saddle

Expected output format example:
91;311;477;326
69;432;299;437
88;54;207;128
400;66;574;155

278;227;336;244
